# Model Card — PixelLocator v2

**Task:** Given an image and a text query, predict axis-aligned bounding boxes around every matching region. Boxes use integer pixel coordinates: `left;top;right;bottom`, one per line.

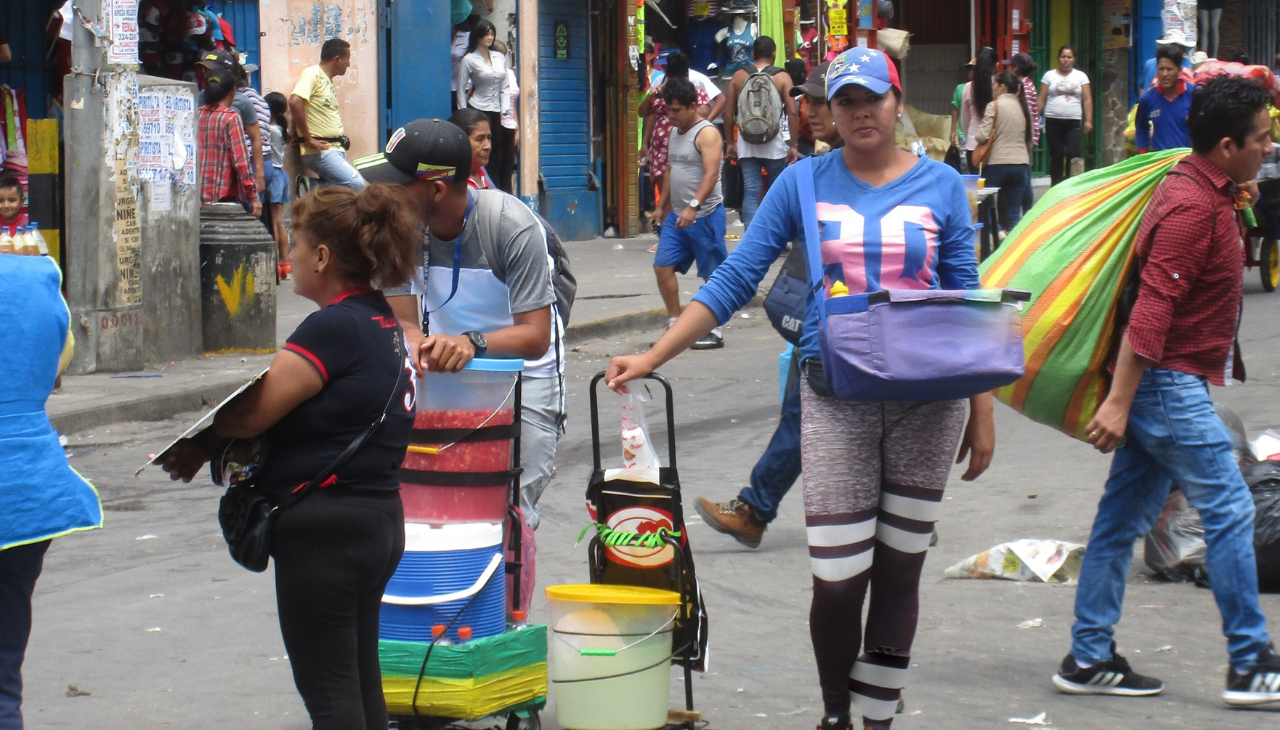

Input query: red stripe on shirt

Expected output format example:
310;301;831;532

284;343;329;382
327;286;374;306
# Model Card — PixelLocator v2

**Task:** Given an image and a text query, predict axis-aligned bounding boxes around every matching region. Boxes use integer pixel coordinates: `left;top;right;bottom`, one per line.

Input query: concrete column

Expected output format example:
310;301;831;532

63;0;202;373
518;0;540;208
65;0;144;373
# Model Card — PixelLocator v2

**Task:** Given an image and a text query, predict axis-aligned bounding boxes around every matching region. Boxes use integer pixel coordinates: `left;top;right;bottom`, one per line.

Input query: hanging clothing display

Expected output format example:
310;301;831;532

758;0;785;55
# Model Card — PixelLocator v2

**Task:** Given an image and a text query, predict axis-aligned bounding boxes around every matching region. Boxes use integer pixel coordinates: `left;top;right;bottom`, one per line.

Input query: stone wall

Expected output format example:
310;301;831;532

1099;49;1130;167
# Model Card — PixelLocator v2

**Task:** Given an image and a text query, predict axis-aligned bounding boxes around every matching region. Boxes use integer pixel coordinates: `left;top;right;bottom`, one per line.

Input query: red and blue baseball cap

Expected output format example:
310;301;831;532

825;47;902;100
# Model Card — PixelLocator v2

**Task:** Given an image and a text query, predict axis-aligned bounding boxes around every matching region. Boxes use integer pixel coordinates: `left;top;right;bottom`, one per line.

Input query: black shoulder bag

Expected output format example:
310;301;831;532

763;241;810;346
216;364;407;573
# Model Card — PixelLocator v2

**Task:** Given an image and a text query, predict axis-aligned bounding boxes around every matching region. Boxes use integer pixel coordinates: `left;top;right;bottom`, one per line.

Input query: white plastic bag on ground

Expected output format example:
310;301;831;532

945;539;1085;583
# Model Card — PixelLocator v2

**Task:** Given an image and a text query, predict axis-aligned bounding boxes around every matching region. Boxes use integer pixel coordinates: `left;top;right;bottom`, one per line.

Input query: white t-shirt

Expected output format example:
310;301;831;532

688;69;724;123
1040;68;1090;120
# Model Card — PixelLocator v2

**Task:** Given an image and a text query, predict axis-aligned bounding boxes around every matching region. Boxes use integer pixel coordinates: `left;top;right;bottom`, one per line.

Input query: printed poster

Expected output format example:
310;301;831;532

107;0;139;65
113;155;142;306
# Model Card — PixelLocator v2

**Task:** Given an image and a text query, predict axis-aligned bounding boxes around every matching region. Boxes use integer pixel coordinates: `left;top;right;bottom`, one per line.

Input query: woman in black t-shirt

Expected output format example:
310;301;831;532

161;184;419;729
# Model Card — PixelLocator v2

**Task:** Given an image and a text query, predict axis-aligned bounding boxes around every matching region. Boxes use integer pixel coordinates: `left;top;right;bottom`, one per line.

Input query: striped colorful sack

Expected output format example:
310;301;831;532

978;149;1189;441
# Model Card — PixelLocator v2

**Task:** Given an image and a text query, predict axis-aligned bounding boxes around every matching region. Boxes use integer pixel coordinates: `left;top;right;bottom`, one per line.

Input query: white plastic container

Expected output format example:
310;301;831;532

546;584;680;730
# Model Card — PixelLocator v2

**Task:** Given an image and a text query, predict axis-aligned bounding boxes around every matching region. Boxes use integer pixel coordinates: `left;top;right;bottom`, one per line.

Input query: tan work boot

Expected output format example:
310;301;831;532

695;497;765;549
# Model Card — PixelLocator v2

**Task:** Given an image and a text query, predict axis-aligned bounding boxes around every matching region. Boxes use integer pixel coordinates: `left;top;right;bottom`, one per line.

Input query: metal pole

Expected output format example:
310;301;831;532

518;0;541;210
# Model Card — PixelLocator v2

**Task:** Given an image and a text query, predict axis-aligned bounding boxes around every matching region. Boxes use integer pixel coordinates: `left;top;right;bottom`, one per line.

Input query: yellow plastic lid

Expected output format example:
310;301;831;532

545;584;681;606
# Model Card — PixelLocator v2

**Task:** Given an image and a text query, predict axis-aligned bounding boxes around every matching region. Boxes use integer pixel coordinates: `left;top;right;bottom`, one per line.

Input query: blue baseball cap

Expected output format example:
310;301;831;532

825;47;902;100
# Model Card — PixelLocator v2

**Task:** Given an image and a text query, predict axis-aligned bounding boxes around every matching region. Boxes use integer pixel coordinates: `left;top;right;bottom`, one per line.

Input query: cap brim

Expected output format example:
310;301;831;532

353;153;417;185
827;76;893;100
242;64;259;74
790;82;824;98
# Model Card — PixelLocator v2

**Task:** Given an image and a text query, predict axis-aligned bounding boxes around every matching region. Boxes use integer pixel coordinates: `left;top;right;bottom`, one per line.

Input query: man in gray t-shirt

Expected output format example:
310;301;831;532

650;78;727;350
360;119;565;530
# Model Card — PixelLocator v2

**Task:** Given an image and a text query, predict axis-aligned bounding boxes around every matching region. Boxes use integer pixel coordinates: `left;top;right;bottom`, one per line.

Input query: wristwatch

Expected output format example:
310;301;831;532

463;330;488;356
689;198;702;210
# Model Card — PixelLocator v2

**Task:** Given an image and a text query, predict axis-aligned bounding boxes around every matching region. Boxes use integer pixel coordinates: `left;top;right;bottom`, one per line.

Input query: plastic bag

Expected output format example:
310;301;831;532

979;149;1189;441
1245;461;1280;593
1143;487;1207;583
944;539;1085;583
615;389;661;482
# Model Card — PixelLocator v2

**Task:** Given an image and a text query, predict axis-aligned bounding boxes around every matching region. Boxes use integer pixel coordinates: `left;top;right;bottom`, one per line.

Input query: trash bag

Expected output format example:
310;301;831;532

979;149;1189;441
1143;487;1207;583
1244;461;1280;593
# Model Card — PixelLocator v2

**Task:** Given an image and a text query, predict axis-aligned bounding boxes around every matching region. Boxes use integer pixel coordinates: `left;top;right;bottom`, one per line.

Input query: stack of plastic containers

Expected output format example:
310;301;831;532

379;358;547;725
381;357;523;640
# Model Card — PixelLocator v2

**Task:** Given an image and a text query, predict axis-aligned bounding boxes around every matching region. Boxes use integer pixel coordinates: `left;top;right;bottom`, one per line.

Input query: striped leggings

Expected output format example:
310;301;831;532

800;382;966;728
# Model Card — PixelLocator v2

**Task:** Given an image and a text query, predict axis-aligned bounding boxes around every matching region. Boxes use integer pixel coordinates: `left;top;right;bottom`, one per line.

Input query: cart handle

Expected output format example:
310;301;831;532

380;553;503;606
588;371;678;474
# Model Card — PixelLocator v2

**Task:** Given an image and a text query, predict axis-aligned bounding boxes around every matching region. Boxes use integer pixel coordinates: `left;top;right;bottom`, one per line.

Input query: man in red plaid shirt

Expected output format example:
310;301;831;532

1051;75;1280;708
198;73;261;216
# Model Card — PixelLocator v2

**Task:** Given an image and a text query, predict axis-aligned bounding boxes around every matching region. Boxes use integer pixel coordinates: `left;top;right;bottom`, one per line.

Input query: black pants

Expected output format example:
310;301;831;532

0;540;49;730
480;109;514;194
1044;117;1082;186
273;490;404;730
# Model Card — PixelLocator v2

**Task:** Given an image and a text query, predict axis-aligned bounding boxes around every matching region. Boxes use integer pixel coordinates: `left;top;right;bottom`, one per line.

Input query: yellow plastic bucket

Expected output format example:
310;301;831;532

546;585;680;730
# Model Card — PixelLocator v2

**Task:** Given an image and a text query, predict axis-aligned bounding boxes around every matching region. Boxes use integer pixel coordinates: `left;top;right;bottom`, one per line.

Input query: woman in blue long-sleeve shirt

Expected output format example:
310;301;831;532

607;49;996;730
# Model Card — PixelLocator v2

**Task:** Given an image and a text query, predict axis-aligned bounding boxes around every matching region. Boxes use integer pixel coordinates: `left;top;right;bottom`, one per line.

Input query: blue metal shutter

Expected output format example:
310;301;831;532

209;1;263;90
383;0;452;141
539;0;590;190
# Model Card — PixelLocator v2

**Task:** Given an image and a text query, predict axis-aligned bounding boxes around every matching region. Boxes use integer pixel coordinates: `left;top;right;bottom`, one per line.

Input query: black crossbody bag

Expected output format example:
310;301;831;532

217;365;407;573
763;241;810;346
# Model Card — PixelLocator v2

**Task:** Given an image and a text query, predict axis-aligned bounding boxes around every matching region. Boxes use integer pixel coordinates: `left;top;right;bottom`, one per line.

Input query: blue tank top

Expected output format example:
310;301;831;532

725;26;754;77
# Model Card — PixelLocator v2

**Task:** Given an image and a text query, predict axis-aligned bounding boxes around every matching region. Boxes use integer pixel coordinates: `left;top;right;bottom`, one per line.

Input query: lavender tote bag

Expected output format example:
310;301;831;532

795;157;1028;402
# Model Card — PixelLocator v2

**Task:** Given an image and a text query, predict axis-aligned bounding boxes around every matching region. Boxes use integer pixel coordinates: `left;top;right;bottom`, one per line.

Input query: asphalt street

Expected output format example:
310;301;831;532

20;279;1280;730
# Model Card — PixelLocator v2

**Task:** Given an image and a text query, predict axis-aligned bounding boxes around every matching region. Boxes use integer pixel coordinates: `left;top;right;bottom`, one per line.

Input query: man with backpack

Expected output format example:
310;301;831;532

725;36;800;228
357;119;575;530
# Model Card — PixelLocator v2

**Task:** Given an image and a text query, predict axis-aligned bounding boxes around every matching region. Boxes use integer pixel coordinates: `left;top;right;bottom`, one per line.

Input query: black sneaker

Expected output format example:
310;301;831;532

817;716;851;730
1052;644;1164;696
690;329;724;350
1224;644;1280;707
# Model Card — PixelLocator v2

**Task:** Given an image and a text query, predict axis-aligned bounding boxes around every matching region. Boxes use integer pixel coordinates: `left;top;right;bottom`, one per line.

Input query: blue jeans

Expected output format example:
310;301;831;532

1071;370;1272;670
302;149;367;190
741;156;788;229
738;352;802;523
0;540;49;730
982;163;1030;234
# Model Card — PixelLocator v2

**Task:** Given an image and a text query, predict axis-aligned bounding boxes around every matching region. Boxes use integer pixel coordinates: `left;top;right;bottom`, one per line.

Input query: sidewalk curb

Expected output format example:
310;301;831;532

49;378;253;436
51;296;768;434
564;295;764;346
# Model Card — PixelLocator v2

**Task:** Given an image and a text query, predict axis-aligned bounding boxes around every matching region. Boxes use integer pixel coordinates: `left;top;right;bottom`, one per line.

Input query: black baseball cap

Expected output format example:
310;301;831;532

790;62;831;98
196;49;237;71
353;119;472;186
1002;52;1033;69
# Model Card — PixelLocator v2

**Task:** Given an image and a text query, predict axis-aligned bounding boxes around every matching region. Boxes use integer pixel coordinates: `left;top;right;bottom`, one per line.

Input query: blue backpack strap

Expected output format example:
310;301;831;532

794;157;824;314
423;192;475;318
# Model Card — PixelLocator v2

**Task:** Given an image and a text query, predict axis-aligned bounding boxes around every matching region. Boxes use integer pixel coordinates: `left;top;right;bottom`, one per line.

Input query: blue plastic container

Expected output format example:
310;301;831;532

379;523;507;643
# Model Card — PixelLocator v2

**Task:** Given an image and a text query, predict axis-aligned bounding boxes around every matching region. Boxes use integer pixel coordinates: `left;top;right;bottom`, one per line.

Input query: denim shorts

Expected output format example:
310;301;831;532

653;205;728;278
266;166;289;204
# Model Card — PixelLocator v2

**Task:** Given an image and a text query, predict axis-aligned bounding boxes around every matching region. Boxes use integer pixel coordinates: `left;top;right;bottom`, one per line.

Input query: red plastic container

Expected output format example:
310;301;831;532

399;358;523;524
